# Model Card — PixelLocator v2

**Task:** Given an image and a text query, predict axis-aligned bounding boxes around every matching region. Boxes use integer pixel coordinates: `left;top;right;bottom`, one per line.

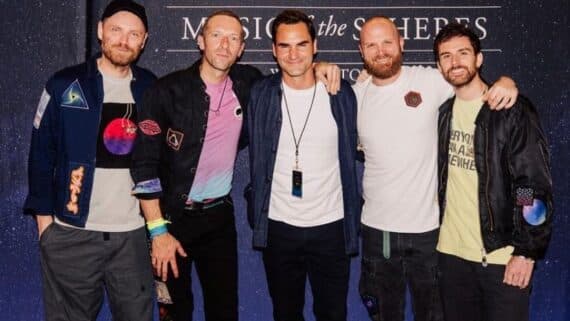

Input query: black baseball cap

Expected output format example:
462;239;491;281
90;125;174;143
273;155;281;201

101;0;148;31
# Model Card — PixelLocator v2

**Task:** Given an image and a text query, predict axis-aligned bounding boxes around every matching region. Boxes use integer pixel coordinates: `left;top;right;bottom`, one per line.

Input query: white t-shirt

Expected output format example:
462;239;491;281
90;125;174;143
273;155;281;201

353;66;453;233
268;82;344;227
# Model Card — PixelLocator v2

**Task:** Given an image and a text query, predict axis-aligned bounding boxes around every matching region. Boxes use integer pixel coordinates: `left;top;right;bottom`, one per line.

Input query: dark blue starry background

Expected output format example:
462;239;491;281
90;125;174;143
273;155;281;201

0;1;567;320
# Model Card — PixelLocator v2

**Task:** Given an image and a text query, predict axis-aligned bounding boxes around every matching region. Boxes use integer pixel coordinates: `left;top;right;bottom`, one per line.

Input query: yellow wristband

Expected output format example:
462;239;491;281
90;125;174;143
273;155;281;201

146;218;170;230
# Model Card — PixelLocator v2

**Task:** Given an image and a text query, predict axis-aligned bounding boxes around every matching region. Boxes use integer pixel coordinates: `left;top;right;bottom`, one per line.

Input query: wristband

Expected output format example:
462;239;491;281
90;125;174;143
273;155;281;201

149;224;168;239
146;218;170;230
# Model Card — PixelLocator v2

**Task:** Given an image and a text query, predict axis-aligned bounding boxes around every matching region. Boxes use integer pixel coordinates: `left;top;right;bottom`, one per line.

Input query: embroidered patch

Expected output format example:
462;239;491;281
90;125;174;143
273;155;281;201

33;89;51;129
166;128;184;151
66;166;85;215
404;91;422;108
138;119;161;136
523;199;547;226
61;79;89;109
234;106;243;119
132;178;163;194
361;294;379;316
516;187;534;206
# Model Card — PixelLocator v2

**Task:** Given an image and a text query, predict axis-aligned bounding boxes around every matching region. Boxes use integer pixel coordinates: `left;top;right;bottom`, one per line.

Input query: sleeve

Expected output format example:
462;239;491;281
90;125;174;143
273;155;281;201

238;66;263;150
508;97;553;260
130;83;168;200
23;85;58;215
429;66;454;101
243;80;262;228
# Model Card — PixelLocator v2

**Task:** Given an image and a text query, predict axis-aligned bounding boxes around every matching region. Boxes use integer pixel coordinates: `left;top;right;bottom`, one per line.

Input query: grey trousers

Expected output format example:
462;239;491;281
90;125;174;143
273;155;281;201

39;223;154;321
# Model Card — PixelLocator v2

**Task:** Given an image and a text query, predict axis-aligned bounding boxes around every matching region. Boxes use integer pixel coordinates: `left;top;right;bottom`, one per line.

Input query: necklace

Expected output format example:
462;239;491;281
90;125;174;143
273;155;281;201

210;77;229;116
121;103;136;134
281;82;317;170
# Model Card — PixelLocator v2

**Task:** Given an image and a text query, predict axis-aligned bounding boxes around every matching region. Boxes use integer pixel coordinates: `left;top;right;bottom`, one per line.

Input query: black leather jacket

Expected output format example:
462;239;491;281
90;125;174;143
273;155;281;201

438;95;553;260
131;60;262;216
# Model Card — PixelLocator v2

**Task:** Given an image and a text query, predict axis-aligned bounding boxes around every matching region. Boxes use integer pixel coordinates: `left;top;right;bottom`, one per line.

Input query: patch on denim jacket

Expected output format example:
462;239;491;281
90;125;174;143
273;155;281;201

61;79;89;110
66;165;85;215
33;89;51;129
361;294;379;316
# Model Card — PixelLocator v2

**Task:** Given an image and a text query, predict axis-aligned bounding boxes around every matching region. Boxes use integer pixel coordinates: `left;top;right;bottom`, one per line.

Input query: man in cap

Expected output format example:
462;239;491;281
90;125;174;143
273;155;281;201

24;1;155;320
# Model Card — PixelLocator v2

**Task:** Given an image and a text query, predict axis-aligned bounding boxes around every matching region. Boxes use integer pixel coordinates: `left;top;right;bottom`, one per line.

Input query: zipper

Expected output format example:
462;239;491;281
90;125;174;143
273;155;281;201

481;248;488;267
484;127;495;232
439;112;450;213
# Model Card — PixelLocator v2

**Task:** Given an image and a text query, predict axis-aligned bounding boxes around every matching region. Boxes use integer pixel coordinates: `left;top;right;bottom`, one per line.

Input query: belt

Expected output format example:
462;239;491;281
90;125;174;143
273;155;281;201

183;195;229;212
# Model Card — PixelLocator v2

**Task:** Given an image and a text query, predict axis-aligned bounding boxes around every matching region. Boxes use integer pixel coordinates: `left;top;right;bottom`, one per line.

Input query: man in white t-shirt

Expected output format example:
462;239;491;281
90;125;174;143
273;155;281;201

246;10;359;321
354;16;518;321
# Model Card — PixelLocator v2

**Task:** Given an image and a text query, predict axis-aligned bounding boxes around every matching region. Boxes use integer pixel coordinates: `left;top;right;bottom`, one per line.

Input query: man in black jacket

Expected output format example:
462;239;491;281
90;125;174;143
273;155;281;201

131;10;262;321
434;23;553;321
130;9;341;321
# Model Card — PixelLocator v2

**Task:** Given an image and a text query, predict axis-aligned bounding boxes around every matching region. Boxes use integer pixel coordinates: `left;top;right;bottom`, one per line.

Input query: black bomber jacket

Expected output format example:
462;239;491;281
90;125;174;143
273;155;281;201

438;95;553;261
130;60;262;217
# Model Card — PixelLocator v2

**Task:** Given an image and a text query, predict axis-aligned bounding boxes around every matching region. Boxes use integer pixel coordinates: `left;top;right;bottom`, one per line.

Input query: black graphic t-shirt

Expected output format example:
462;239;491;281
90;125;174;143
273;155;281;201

95;102;138;168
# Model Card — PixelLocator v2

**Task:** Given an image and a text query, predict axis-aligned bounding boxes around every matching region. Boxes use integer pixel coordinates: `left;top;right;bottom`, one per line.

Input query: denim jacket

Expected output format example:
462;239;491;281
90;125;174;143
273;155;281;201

245;73;361;255
23;55;156;227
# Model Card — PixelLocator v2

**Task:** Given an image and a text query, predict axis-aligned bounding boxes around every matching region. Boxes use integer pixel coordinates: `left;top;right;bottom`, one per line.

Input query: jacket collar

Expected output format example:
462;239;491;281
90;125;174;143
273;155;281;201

440;95;492;127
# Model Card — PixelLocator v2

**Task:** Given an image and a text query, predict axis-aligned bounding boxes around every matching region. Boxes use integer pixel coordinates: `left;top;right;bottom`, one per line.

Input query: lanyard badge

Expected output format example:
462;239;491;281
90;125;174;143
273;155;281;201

281;82;317;199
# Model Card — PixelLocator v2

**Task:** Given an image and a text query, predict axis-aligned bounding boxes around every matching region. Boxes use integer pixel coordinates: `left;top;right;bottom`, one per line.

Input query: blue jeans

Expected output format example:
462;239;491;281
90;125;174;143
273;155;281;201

262;219;350;321
438;253;530;321
359;225;442;321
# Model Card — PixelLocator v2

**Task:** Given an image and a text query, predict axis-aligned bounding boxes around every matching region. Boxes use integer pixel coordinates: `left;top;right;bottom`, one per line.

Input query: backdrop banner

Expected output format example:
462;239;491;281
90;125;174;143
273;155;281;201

1;1;567;321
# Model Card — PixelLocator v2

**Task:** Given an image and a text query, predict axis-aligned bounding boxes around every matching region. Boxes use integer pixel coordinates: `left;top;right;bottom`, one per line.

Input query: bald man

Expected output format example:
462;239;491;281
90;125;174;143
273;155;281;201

354;16;518;321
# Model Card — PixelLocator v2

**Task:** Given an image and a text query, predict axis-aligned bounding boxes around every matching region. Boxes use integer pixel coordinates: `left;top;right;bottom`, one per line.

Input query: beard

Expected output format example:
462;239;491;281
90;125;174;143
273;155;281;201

363;50;403;80
443;66;477;87
101;42;141;67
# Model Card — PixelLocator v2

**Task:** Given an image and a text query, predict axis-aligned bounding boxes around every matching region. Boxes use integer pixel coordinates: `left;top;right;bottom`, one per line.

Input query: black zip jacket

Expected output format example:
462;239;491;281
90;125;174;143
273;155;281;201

130;60;262;216
438;95;553;260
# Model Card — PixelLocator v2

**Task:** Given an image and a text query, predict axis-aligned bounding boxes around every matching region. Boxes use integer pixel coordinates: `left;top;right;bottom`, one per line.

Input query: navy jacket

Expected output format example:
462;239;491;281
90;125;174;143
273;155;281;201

23;56;156;227
245;73;361;255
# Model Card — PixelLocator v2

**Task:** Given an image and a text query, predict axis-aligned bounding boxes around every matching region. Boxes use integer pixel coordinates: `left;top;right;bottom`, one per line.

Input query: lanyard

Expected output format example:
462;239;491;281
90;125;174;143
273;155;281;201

281;82;317;170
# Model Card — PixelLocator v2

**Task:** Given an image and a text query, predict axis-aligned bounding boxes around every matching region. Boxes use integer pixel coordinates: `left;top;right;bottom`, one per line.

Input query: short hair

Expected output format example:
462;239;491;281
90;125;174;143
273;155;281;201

433;22;481;62
201;10;245;41
271;10;316;43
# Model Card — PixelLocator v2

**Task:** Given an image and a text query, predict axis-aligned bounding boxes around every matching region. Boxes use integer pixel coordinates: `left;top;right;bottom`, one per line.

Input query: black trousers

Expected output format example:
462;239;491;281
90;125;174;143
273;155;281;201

438;252;530;321
262;219;350;321
358;225;442;321
164;198;237;321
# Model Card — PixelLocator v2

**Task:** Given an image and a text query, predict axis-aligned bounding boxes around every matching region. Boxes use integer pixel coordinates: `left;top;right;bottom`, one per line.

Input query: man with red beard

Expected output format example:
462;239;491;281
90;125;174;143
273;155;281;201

354;16;519;321
24;1;156;320
435;23;552;321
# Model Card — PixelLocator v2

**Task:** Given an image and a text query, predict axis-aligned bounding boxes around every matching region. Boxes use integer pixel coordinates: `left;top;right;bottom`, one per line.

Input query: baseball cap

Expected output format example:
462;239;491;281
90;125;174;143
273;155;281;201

101;0;148;31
